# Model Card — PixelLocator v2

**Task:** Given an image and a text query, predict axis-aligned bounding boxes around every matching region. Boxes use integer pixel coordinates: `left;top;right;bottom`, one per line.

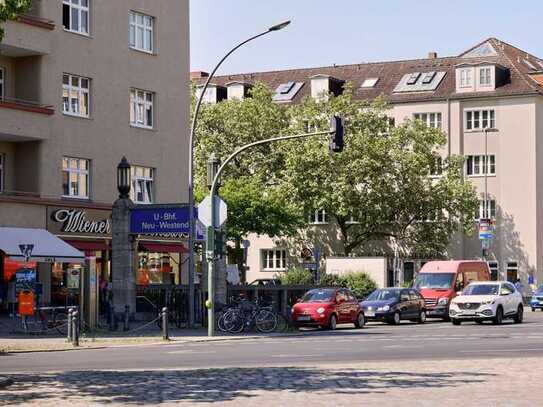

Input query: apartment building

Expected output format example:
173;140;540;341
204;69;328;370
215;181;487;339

193;38;543;286
0;1;190;309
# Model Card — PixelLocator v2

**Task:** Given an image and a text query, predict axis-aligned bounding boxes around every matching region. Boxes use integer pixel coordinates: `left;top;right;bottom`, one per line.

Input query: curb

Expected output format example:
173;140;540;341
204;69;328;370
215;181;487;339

0;377;14;389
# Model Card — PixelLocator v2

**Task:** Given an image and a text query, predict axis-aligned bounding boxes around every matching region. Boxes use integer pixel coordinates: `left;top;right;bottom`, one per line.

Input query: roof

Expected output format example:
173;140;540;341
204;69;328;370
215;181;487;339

192;38;543;104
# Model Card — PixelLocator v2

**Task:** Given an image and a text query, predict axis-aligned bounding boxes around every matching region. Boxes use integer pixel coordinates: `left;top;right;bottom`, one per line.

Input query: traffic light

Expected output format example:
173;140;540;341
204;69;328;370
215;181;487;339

329;115;344;153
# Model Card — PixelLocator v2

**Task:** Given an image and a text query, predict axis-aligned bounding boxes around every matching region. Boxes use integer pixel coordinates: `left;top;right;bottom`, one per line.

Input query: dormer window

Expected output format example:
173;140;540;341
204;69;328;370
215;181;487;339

196;84;226;104
226;82;251;100
361;78;379;88
456;63;507;93
479;67;492;86
460;68;473;87
310;75;344;100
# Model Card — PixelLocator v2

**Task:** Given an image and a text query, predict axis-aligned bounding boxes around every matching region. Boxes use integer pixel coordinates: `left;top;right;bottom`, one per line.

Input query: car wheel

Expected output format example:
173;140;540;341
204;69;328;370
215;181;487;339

328;314;337;330
514;305;524;324
493;306;503;325
418;310;427;324
392;311;401;325
354;312;365;329
475;320;484;325
452;319;461;326
532;308;536;312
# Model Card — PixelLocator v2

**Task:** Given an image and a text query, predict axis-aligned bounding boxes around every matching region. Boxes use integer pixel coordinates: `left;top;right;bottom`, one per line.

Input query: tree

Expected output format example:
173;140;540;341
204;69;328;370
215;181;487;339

194;83;303;280
280;84;478;258
0;0;32;42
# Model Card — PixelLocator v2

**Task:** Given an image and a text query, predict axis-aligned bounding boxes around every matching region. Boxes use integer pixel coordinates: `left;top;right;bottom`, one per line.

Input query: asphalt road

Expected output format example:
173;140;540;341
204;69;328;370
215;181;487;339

3;311;543;374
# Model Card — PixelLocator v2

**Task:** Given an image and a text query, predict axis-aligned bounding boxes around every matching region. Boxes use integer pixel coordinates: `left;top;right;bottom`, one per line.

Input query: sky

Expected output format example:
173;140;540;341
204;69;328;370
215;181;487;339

190;0;543;75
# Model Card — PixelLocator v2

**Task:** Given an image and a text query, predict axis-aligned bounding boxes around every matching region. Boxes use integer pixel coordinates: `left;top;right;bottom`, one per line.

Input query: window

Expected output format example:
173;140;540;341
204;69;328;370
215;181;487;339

406;72;421;85
479;67;492;86
414;113;442;129
506;262;518;283
466;155;495;176
309;209;327;224
62;0;89;35
0;67;4;100
130;88;154;128
131;165;154;203
465;109;495;130
421;71;436;84
429;156;443;177
62;157;90;198
262;249;287;271
63;74;90;117
479;199;496;219
488;261;499;281
460;68;472;87
129;11;154;53
0;153;4;192
361;78;379;88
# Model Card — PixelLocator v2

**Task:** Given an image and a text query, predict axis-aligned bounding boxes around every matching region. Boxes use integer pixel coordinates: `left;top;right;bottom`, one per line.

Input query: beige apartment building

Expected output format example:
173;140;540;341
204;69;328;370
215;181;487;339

0;1;190;311
193;38;543;287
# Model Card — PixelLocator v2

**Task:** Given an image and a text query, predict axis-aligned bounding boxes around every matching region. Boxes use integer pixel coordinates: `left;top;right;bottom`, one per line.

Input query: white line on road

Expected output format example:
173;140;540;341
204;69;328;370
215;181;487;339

461;348;543;353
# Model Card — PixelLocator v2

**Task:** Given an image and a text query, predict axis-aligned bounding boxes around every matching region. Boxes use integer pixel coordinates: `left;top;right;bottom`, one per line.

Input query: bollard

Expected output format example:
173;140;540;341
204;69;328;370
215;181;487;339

67;308;73;342
72;310;79;347
162;307;169;340
123;305;130;331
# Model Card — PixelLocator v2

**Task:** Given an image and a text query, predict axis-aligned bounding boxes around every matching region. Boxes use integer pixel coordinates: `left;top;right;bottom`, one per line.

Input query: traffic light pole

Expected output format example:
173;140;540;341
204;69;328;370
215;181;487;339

206;124;340;336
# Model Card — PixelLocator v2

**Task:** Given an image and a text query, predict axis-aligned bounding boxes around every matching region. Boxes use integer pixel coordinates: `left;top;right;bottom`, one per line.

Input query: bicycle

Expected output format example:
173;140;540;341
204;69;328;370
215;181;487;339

22;306;70;335
221;299;278;333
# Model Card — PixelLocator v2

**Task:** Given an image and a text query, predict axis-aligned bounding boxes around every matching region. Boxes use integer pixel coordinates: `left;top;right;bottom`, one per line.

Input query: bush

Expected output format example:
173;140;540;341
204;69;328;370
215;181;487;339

320;271;377;299
279;267;314;285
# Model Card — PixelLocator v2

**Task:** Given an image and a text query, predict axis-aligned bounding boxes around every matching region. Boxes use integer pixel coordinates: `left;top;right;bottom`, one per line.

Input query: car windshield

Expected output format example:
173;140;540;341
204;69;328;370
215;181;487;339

462;284;499;296
366;289;400;301
413;273;454;289
301;289;335;303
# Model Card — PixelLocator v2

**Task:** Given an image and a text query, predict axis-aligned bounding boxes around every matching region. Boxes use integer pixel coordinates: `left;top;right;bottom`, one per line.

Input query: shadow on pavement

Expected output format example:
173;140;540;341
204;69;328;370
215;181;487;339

0;366;495;404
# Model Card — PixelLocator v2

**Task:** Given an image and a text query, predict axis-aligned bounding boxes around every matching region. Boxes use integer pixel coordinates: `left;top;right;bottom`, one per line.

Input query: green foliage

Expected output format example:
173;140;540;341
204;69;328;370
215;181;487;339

278;267;314;285
320;271;377;299
0;0;32;41
280;84;479;257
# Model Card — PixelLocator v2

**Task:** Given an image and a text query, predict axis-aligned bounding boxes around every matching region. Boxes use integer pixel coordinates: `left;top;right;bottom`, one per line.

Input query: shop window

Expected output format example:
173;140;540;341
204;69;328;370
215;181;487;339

488;261;499;281
51;262;81;307
62;157;90;199
506;262;518;282
131;165;154;204
137;252;174;285
63;0;90;35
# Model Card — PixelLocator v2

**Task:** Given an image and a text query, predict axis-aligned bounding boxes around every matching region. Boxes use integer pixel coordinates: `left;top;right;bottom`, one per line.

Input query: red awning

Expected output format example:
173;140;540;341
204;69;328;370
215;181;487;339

139;242;188;253
64;240;110;252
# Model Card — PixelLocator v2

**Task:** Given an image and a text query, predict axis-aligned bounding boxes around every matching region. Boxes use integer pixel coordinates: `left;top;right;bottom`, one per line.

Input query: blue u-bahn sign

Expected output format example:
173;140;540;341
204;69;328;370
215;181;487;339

130;205;204;239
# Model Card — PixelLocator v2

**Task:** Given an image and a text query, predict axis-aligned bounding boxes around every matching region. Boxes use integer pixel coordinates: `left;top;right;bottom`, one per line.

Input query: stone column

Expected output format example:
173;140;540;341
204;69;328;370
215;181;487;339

111;198;136;319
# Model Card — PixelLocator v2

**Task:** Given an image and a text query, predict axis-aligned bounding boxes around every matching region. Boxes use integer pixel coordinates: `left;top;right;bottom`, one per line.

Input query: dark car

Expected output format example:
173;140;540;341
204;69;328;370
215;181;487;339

248;279;281;286
291;287;365;330
360;288;427;324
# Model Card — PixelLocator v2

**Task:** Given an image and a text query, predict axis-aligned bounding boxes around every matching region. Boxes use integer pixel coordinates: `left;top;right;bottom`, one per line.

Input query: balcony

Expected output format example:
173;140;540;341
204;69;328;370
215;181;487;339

0;16;53;57
0;97;53;142
17;14;55;31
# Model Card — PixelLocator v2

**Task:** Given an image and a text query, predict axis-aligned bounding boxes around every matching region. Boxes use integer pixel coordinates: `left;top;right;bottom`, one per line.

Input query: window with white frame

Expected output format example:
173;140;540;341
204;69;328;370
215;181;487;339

346;209;359;224
63;74;90;117
62;157;90;198
479;199;496;219
0;67;4;100
414;113;442;129
466;155;495;176
129;11;154;53
130;88;154;128
429;156;443;177
479;67;492;86
0;153;4;192
262;249;287;271
465;109;495;130
309;209;327;224
131;165;154;203
459;68;472;87
62;0;89;35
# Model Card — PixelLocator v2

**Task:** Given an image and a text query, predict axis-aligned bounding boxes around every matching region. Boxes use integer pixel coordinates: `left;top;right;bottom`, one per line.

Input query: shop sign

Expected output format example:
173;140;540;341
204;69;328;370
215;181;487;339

479;218;494;240
47;207;112;237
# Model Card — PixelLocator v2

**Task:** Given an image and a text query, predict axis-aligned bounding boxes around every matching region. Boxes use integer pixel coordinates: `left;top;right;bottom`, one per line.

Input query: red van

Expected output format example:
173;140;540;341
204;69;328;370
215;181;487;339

412;261;490;320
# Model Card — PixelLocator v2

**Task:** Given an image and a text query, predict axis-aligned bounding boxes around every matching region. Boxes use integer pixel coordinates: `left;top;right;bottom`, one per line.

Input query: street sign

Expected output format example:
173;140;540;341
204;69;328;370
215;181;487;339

198;195;227;227
302;262;318;271
130;205;197;235
479;218;495;240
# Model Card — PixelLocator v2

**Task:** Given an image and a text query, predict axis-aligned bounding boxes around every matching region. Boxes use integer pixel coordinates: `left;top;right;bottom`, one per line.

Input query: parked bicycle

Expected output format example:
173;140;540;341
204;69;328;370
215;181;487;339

21;306;70;335
219;298;278;333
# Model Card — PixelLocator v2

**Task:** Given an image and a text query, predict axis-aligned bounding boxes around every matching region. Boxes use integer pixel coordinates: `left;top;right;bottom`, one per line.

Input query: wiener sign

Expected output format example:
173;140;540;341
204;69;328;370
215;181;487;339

47;207;112;237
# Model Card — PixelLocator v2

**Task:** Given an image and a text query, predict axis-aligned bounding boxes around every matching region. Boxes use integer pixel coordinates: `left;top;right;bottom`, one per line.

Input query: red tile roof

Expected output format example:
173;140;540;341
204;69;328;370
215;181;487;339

192;38;543;104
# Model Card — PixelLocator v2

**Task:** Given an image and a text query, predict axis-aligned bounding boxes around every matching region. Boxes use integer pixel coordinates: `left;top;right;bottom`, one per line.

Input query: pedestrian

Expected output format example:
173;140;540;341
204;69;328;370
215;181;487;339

515;278;525;304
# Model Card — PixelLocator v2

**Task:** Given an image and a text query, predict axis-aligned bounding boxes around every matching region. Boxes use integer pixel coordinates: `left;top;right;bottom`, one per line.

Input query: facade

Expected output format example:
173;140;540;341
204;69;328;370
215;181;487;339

193;38;543;286
0;1;190;315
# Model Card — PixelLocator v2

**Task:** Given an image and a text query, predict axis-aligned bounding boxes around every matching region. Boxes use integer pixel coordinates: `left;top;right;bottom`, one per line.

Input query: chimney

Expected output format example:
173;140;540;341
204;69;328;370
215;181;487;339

190;71;209;79
428;52;438;59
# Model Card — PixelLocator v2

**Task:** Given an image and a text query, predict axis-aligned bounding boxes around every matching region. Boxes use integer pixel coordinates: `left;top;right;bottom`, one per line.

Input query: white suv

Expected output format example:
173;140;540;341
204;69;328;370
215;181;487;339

449;281;523;325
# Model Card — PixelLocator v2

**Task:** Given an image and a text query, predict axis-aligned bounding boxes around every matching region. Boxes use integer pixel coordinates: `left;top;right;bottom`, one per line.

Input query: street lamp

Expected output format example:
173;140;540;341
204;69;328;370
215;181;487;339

187;20;291;327
117;157;131;199
206;153;220;190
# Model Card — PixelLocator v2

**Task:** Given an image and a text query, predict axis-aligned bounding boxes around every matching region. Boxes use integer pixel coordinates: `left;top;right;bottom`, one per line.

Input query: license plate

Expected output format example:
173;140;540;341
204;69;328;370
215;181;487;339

365;311;375;317
297;315;311;321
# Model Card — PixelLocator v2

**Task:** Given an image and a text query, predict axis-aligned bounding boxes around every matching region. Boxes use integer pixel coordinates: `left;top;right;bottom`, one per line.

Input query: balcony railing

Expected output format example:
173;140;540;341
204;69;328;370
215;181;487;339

0;97;54;115
17;14;55;30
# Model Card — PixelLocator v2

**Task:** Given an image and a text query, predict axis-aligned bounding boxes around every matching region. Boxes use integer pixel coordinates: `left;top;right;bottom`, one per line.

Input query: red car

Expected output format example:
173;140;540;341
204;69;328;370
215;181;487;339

291;288;365;330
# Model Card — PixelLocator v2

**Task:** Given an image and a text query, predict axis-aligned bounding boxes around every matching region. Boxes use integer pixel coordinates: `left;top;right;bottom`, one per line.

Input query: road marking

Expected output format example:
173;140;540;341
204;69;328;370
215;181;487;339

461;348;543;353
271;354;319;358
167;350;217;355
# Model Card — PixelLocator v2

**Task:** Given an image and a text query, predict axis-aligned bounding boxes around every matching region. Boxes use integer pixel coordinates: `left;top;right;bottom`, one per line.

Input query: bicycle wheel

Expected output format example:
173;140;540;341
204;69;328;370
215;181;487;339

275;313;290;333
222;309;244;334
255;309;277;333
54;312;69;335
216;312;228;332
